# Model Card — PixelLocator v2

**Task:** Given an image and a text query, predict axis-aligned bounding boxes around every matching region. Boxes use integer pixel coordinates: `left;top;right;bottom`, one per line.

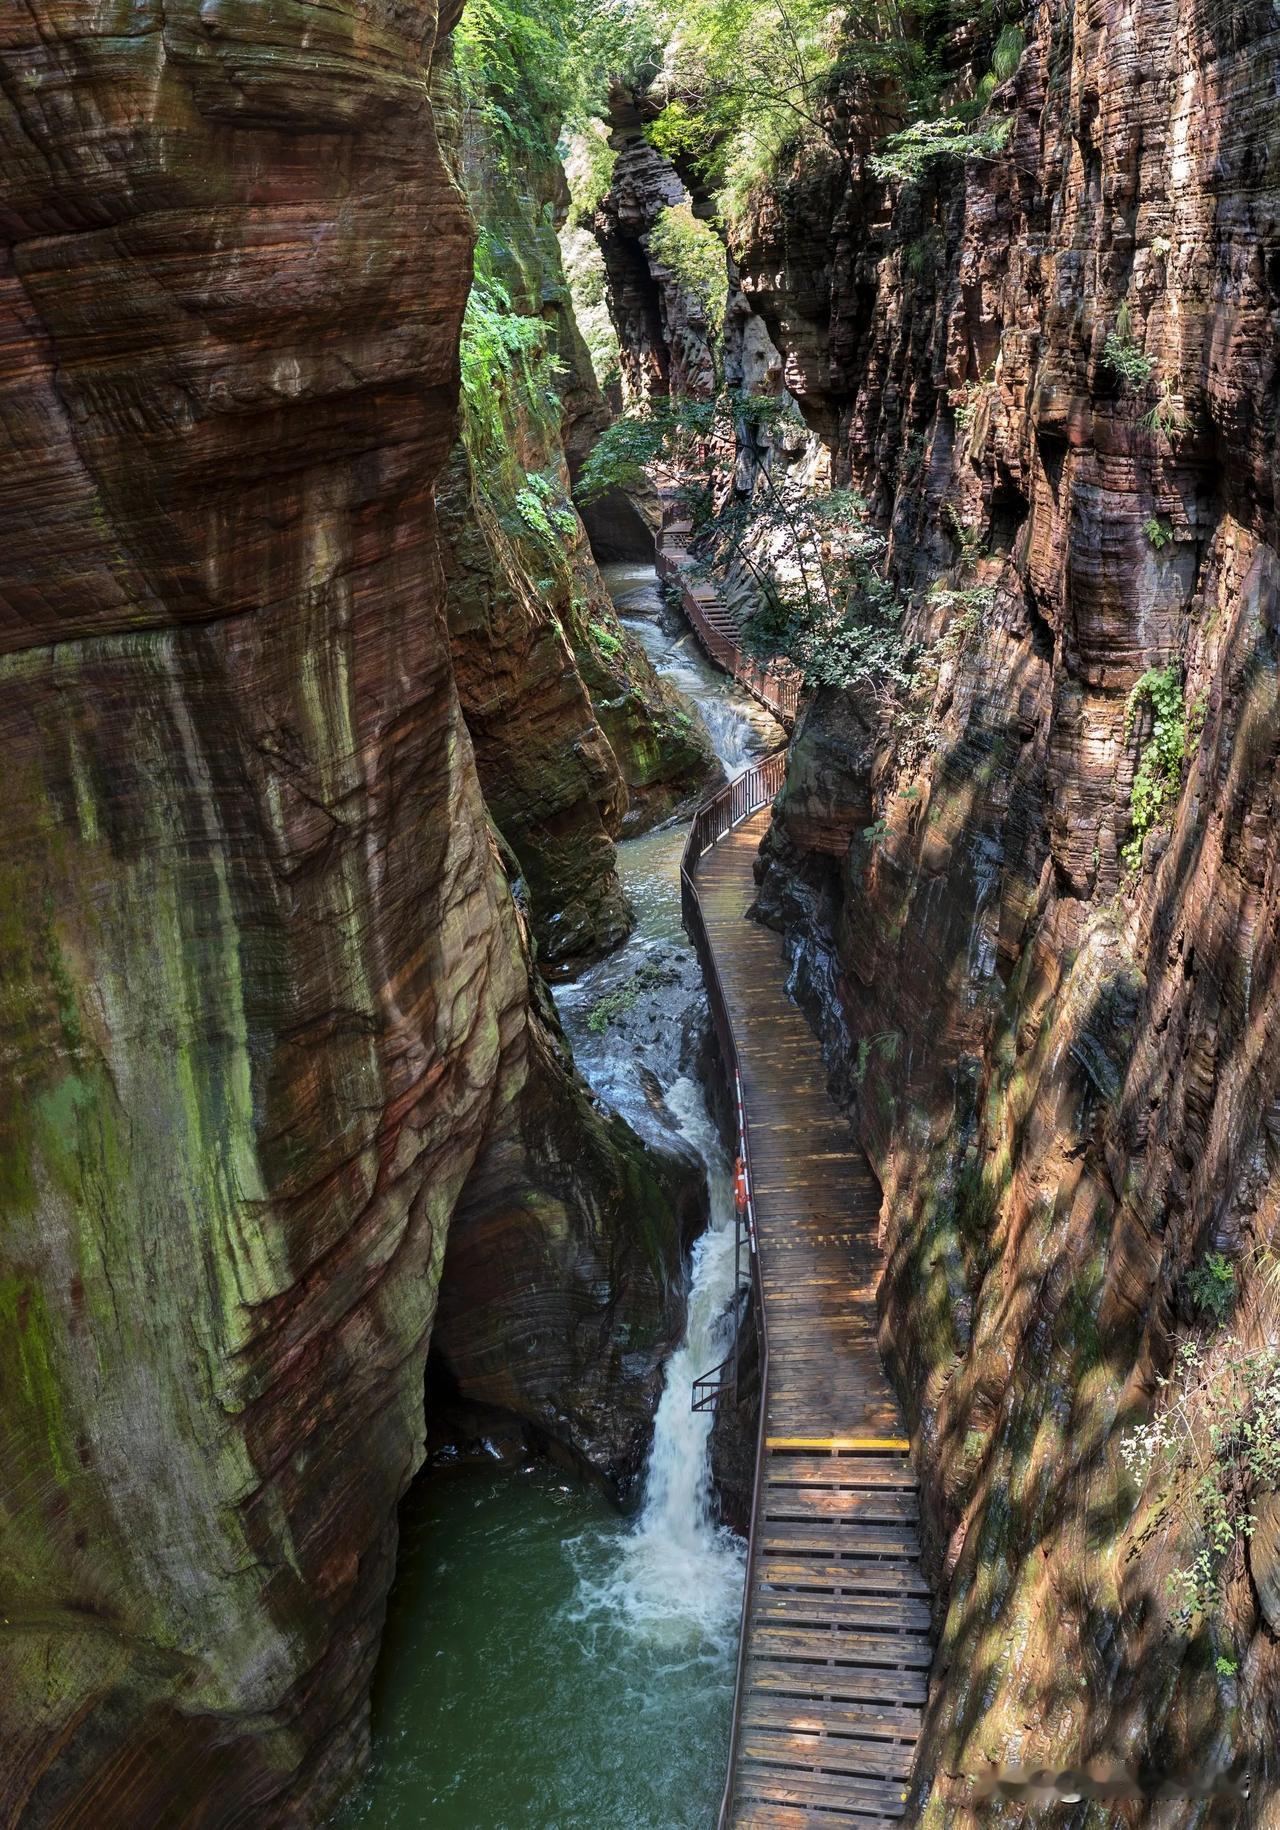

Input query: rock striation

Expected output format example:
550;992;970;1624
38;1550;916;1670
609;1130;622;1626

578;1;1280;1817
439;66;719;971
723;0;1280;1812
0;6;692;1823
594;88;720;405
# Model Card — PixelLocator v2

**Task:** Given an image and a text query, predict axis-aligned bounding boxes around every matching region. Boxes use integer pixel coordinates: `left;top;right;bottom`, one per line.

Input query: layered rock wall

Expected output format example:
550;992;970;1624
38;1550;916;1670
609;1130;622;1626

594;89;720;404
728;0;1280;1814
0;7;689;1822
440;72;718;969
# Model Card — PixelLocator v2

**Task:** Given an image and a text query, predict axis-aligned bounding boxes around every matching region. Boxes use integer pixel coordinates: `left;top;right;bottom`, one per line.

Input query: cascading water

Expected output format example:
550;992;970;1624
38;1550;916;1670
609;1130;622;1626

567;1078;745;1649
340;561;780;1829
601;562;780;778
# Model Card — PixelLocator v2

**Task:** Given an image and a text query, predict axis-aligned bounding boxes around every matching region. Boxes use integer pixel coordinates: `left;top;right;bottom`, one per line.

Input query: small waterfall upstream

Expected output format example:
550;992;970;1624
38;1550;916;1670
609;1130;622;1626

567;1078;745;1651
342;559;782;1828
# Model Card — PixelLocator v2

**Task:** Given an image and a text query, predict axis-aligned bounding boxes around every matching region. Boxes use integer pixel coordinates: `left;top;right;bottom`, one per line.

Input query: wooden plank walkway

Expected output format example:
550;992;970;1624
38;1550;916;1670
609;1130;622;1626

692;811;932;1827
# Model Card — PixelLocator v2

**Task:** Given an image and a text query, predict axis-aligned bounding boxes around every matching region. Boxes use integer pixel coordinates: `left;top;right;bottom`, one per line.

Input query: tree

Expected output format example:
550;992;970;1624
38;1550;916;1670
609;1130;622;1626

577;392;909;700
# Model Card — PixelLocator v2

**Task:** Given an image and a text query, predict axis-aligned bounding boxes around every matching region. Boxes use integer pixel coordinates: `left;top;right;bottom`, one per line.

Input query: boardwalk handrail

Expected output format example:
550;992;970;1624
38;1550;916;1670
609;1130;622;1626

679;747;785;1830
657;547;802;728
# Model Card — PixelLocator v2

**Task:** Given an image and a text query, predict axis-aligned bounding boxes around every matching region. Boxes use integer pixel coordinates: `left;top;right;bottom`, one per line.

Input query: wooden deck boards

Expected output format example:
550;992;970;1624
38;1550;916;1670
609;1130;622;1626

692;810;932;1825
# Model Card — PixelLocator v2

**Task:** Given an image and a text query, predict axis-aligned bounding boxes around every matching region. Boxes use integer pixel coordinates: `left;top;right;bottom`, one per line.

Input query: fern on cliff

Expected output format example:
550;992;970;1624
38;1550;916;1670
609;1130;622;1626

460;237;557;464
1121;665;1187;871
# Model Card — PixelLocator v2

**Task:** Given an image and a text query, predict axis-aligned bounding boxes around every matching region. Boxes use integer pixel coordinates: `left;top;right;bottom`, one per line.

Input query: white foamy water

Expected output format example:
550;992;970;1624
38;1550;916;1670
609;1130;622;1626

600;561;784;778
568;1077;747;1654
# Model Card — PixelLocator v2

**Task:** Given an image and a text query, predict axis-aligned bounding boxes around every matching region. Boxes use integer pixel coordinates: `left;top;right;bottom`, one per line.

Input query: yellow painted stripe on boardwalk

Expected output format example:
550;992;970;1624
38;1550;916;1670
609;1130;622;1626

765;1434;911;1452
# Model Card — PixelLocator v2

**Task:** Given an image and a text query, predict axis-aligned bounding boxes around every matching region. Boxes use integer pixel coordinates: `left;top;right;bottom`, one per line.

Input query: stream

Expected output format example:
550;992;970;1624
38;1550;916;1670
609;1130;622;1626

339;564;783;1829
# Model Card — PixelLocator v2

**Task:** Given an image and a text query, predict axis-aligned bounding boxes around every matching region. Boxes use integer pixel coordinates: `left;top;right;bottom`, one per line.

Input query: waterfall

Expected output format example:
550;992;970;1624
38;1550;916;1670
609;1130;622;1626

568;1076;746;1655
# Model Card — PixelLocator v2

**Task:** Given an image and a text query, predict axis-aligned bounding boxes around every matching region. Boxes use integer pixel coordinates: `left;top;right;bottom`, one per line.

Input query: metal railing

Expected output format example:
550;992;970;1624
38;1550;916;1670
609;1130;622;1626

679;748;785;1830
657;542;802;729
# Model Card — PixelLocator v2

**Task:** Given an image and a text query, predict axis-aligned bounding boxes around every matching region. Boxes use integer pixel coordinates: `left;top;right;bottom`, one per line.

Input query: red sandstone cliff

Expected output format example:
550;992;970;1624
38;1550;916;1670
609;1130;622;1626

0;7;690;1823
728;0;1280;1813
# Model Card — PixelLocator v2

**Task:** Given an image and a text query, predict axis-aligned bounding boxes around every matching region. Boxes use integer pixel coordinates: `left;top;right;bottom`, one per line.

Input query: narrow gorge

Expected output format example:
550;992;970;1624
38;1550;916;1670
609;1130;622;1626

2;1;1278;1827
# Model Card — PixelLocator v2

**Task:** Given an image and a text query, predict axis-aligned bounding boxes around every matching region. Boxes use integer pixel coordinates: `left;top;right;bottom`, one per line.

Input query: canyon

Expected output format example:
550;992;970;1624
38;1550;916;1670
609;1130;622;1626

3;0;1279;1825
0;5;704;1823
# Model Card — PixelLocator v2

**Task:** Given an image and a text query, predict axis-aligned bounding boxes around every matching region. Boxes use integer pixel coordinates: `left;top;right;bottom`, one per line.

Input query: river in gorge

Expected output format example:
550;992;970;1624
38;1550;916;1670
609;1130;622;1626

337;565;784;1828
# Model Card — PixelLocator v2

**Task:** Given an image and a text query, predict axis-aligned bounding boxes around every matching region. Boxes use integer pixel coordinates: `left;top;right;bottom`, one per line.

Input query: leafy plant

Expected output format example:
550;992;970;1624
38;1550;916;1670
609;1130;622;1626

1121;665;1186;870
1104;303;1153;389
932;582;994;654
642;0;860;220
1143;516;1174;549
989;24;1026;81
513;470;579;553
854;1028;901;1086
1188;1252;1236;1323
460;235;559;463
581;389;909;699
1121;1334;1280;1626
563;120;618;224
646;203;730;336
946;504;985;572
870;114;1012;185
1143;378;1192;440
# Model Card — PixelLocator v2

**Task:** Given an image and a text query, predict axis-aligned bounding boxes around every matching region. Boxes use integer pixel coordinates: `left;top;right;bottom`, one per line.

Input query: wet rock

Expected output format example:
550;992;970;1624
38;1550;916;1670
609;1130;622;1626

0;7;701;1821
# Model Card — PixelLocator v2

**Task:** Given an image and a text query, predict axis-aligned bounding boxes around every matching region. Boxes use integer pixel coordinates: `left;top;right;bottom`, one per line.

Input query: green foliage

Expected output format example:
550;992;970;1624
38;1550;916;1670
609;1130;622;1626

589;618;624;658
1143;516;1174;549
513;470;579;553
729;481;908;697
989;23;1026;81
869;115;1012;184
1188;1252;1236;1323
646;203;729;334
932;582;994;654
642;0;852;219
460;234;558;463
455;0;656;158
945;503;985;571
1216;1655;1239;1677
576;404;682;502
1121;665;1186;870
1104;302;1153;389
949;377;991;432
1122;1335;1280;1627
581;389;909;699
563;121;618;224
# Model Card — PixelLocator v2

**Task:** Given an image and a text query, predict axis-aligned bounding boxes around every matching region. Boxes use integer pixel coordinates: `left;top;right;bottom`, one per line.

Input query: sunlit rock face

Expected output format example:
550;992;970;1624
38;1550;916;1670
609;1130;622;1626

593;87;719;405
0;7;687;1822
437;69;720;971
735;0;1280;1812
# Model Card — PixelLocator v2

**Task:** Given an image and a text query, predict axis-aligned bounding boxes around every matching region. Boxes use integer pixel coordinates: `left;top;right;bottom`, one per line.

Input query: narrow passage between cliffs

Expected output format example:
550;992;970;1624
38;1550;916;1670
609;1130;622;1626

339;561;785;1829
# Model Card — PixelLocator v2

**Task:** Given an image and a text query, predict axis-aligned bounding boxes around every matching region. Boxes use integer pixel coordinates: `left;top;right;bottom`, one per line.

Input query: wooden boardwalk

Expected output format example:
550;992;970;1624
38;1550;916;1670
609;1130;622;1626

693;812;932;1828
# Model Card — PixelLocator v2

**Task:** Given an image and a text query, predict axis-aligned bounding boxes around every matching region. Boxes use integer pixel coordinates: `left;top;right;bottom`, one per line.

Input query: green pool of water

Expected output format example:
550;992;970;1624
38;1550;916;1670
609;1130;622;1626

339;1463;737;1829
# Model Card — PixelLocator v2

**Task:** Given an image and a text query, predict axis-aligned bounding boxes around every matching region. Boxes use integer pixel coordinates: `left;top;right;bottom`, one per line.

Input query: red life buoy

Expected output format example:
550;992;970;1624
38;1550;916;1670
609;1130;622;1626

733;1158;749;1214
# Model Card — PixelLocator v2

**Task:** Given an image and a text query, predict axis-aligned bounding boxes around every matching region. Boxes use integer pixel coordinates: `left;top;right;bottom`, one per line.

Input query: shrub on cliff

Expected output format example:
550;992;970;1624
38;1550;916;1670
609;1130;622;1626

869;114;1012;184
577;391;909;701
1122;1331;1280;1629
646;204;730;337
1121;665;1189;870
